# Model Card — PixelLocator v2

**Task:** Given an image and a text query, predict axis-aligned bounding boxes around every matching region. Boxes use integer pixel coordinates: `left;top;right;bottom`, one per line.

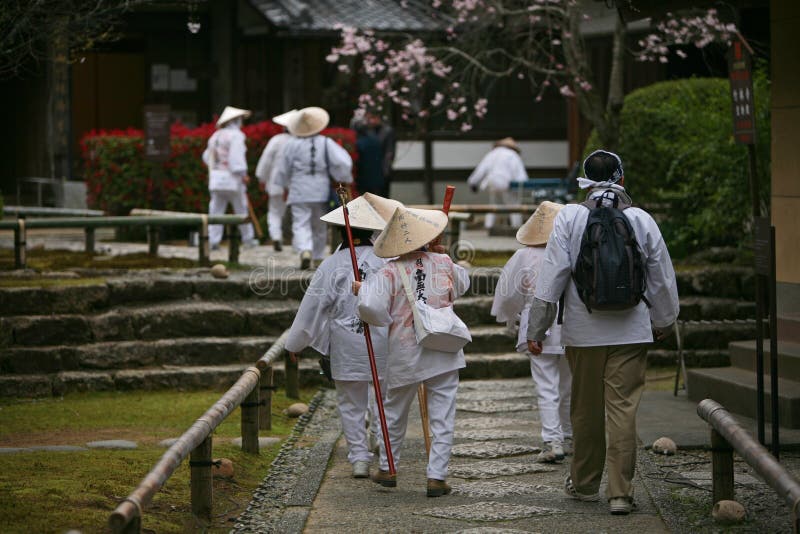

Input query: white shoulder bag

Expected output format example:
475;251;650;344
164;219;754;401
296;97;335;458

396;261;472;353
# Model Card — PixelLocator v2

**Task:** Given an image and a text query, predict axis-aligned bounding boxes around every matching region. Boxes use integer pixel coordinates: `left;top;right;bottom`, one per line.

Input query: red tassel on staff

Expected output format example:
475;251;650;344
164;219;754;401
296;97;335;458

336;185;396;475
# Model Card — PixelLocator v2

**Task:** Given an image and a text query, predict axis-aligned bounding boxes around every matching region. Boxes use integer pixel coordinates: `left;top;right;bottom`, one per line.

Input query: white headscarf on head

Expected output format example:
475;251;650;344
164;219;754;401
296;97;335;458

577;149;625;190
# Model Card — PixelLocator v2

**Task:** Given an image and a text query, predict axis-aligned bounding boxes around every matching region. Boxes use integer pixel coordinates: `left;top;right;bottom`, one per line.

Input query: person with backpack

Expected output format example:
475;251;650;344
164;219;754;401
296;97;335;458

354;206;471;497
491;201;572;464
273;107;353;269
526;150;679;515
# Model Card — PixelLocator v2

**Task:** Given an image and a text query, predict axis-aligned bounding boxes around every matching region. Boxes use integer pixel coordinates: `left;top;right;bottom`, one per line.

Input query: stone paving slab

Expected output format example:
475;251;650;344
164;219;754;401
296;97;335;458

300;378;669;533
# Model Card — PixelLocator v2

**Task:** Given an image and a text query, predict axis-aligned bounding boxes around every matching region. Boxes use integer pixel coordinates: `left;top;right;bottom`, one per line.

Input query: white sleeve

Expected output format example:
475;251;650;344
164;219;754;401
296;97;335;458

467;153;490;187
285;267;334;353
533;209;574;303
326;138;353;184
641;218;680;328
512;154;528;183
452;261;470;299
358;269;394;327
491;250;528;323
273;141;293;189
227;133;248;176
254;140;276;184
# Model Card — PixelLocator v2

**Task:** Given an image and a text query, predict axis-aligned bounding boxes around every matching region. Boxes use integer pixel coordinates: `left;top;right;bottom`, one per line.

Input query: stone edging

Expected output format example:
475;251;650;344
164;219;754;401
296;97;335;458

231;387;341;533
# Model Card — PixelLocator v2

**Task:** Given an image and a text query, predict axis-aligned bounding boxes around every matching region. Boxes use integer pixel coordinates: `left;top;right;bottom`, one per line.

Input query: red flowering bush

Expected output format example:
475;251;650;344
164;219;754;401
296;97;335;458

81;122;358;217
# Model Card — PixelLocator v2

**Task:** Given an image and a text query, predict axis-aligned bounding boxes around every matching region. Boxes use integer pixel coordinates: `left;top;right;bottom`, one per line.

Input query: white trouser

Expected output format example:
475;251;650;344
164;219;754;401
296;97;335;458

208;189;255;247
529;352;572;443
378;370;459;480
290;202;328;260
335;380;382;464
267;194;286;242
486;189;523;229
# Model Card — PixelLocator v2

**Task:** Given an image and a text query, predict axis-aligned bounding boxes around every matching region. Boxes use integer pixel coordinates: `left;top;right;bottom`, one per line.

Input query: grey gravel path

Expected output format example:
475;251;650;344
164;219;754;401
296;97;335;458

300;378;667;533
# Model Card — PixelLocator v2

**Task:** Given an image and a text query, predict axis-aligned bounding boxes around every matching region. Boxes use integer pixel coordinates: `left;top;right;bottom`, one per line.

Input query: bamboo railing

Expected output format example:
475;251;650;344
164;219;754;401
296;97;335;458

697;399;800;532
108;329;292;534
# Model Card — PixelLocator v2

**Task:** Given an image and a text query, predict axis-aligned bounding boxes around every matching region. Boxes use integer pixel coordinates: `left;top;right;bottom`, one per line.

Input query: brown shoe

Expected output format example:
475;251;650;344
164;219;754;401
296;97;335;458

371;469;397;488
427;478;452;497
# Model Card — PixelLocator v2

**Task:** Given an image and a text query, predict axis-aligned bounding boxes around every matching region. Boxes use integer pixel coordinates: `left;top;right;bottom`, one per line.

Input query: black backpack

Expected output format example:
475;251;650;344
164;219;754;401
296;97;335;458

572;190;649;312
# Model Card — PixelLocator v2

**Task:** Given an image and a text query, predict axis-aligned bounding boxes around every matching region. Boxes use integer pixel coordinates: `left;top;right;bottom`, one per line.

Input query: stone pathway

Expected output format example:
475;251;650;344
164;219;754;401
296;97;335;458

302;378;668;533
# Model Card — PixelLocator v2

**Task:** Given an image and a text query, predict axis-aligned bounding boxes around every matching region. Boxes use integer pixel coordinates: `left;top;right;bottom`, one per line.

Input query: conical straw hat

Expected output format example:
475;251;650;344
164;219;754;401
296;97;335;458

374;207;449;258
272;109;298;127
216;106;251;128
320;193;404;231
494;137;521;153
516;201;565;246
288;106;330;137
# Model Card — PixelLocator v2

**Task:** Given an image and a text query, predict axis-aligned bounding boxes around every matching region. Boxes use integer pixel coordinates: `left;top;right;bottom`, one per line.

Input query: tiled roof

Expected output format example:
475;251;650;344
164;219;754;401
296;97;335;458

249;0;443;32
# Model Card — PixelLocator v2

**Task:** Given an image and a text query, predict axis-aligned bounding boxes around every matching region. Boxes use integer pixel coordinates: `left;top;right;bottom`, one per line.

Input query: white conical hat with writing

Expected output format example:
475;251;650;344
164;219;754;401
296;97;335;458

216;106;251;128
272;109;298;127
320;193;404;231
516;201;565;246
288;106;330;137
373;207;449;258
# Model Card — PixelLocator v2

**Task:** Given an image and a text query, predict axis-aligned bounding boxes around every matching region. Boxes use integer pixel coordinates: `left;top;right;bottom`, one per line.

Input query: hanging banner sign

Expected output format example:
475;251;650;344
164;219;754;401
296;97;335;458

728;38;756;145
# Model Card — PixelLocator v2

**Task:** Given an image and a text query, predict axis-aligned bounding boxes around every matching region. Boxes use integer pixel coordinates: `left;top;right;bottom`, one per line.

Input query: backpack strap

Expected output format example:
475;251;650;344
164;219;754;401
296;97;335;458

556;292;566;325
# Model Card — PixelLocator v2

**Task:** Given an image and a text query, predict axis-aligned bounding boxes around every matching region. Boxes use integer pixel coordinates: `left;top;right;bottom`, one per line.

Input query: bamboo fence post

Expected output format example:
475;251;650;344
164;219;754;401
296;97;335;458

147;226;159;256
14;219;26;269
241;385;260;454
85;227;95;254
199;215;209;266
285;351;299;399
711;428;735;503
190;435;213;523
228;224;239;264
259;365;274;431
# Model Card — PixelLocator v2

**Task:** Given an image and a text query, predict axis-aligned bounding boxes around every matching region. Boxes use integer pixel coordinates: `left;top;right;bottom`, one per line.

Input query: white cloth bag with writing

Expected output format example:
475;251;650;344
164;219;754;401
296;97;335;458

396;262;472;353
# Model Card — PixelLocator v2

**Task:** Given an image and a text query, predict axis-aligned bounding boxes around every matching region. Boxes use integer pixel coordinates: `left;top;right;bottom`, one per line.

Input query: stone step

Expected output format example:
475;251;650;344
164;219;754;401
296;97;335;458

1;300;299;347
686;366;800;428
728;340;800;378
778;314;800;345
675;265;755;299
0;336;276;375
466;320;759;353
0;359;330;398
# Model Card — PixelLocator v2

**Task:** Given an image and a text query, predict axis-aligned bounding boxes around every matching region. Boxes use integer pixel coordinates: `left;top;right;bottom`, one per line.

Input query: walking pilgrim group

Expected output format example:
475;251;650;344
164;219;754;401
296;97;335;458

204;105;354;270
208;108;680;515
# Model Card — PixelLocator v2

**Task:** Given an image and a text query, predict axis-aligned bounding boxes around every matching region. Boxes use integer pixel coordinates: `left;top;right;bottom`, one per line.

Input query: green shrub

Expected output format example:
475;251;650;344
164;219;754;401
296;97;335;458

585;73;770;258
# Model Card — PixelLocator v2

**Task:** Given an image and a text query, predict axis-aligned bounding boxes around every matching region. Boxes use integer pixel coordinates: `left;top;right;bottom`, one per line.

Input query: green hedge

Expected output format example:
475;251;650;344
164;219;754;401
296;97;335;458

585;74;770;258
81;122;358;218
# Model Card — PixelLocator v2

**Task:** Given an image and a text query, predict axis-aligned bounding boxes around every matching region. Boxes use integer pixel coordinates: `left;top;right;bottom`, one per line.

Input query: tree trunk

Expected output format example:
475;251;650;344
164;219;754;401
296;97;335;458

564;7;627;153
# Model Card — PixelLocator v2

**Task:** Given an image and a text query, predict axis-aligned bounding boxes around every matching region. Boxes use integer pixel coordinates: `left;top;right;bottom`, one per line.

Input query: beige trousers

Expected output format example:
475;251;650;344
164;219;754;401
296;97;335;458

566;343;647;500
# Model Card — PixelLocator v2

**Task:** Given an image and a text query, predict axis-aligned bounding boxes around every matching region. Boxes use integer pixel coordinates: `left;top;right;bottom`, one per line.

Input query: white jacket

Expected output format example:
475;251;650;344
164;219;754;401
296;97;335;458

255;132;292;196
467;146;528;192
532;187;680;347
273;135;353;205
202;124;248;192
358;251;469;389
285;246;388;381
491;246;563;354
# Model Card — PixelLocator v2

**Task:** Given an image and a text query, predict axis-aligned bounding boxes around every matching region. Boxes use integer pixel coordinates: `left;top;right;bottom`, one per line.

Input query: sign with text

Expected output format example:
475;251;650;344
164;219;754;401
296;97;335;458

728;39;756;145
144;105;171;162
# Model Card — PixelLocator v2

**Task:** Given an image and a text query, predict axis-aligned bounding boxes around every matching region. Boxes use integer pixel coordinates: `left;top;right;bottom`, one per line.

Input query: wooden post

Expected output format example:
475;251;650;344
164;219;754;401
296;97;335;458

711;428;735;503
85;227;95;255
228;224;239;264
13;219;26;269
147;226;159;256
285;351;299;399
241;385;260;454
119;512;140;534
259;365;274;431
199;216;209;266
190;436;213;523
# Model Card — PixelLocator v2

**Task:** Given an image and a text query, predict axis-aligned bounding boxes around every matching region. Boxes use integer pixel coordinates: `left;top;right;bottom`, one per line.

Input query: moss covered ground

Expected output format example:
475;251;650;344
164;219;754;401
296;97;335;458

0;248;196;271
0;388;316;533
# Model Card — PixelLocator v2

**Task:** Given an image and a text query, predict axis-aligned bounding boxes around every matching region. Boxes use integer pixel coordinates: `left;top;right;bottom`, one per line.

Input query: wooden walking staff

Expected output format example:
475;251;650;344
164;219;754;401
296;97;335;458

418;184;457;457
336;185;396;475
